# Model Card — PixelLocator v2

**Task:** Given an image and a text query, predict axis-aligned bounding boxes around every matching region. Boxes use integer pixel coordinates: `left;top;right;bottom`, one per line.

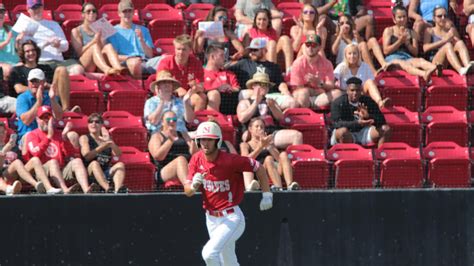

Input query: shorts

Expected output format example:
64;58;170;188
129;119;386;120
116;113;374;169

330;126;375;146
121;56;162;74
385;51;412;63
43;159;76;181
41;59;81;73
87;162;112;182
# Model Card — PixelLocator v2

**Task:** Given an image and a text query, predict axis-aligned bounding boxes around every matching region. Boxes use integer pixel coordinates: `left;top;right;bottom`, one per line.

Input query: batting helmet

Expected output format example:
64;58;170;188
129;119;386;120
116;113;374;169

195;121;222;148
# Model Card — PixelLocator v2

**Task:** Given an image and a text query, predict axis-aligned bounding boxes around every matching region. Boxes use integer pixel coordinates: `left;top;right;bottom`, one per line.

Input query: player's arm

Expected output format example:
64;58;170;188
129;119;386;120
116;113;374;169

184;155;204;197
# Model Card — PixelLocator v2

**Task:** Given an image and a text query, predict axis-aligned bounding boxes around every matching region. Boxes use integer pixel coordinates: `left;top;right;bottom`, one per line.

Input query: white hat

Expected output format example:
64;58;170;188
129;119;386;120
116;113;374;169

194;121;223;148
27;68;45;81
246;38;267;50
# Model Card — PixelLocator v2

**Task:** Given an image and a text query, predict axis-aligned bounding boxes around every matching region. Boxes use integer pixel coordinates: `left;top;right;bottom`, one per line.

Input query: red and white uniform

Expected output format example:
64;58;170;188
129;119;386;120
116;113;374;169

24;129;75;166
156;54;204;91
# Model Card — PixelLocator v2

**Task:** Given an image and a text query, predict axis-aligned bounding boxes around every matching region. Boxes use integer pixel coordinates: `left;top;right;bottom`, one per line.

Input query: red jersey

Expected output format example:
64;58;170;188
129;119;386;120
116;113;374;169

156;54;204;91
248;28;278;42
24;129;75;167
203;69;240;92
187;150;260;211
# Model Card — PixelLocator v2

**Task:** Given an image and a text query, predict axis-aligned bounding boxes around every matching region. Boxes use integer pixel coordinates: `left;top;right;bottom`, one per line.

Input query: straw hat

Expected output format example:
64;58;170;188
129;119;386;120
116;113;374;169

150;70;181;91
245;72;275;90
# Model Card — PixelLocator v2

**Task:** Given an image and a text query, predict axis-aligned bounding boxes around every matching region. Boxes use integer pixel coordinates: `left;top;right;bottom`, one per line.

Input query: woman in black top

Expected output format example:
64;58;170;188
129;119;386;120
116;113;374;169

79;113;126;193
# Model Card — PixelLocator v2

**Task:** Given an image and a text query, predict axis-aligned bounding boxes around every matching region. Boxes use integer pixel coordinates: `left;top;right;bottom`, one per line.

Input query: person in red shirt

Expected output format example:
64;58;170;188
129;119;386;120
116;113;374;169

156;34;206;111
203;44;240;111
184;121;273;266
24;105;97;194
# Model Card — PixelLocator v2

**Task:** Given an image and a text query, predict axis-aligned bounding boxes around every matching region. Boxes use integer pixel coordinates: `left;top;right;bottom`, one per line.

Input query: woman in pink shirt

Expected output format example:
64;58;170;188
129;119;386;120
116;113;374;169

242;8;294;73
290;4;328;57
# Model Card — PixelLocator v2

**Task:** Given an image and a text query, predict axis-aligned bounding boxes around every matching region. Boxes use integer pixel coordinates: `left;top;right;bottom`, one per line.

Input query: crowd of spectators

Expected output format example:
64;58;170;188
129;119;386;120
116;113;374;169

0;0;469;194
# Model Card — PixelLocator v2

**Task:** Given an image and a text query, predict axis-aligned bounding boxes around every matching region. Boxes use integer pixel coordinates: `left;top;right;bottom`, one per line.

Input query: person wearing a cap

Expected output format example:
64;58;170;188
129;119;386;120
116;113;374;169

14;0;84;75
0;3;19;81
24;105;97;194
227;37;296;111
203;43;240;112
106;0;158;79
236;72;303;150
330;77;391;148
156;34;206;111
290;33;343;109
16;68;62;141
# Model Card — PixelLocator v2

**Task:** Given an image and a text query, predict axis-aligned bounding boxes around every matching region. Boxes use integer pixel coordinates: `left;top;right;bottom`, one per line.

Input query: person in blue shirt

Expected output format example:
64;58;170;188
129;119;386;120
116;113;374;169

106;0;159;79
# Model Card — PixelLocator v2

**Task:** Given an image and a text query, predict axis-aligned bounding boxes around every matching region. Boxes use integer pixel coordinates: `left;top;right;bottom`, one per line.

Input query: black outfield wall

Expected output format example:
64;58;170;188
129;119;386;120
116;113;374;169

1;190;473;266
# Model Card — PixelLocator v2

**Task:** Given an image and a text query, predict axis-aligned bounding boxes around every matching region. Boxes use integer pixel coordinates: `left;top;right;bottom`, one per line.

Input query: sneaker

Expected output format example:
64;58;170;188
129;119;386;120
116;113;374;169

246;180;260;191
6;181;22;196
35;181;46;194
270;185;283;192
287;181;300;191
67;183;82;194
87;183;101;193
460;66;470;75
115;186;129;194
69;105;82;113
46;188;63;195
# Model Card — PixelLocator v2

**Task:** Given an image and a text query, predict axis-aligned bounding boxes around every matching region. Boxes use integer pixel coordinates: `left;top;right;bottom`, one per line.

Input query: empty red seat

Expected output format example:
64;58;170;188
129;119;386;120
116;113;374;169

421;106;468;146
381;106;421;147
11;5;52;22
149;18;186;40
98;4;141;25
375;142;423;188
99;75;143;92
277;2;303;18
184;3;214;23
109;126;148;151
220;0;235;8
45;0;82;11
154;38;175;56
189;110;236;146
102;111;144;128
111;146;156;192
70;75;100;91
286;144;329;189
140;3;182;23
70;90;105;115
279;108;327;149
424;69;468;111
281;17;296;37
53;4;82;23
375;70;421;112
61;19;82;42
107;90;148;117
423;141;470;187
326;144;374;188
368;6;392;39
56;112;89;136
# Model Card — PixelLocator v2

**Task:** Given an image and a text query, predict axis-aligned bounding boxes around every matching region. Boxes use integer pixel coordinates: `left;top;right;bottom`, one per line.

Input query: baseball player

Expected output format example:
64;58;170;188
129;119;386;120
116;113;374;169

184;121;273;266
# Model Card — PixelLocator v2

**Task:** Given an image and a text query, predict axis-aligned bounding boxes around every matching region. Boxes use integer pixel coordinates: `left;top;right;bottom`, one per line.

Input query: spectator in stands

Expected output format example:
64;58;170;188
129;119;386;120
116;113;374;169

16;68;62;142
194;6;245;62
227;38;296;110
383;5;437;82
79;113;127;193
409;0;455;40
334;44;389;108
290;33;342;108
242;8;293;73
15;0;84;75
71;3;125;76
24;105;96;193
423;6;474;75
240;117;299;191
149;110;197;187
10;40;72;111
236;72;303;149
203;44;240;111
157;34;206;111
145;70;195;144
106;0;157;79
464;0;474;47
290;4;328;57
330;77;391;147
234;0;283;38
0;4;18;81
331;14;389;75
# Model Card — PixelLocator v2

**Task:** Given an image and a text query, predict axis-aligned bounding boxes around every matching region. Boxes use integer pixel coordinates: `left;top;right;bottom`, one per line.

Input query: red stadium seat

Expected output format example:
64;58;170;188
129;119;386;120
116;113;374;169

375;142;423;188
99;4;141;25
99;75;143;92
69;75;100;91
56;112;89;136
111;146;156;192
45;0;83;11
424;69;468;111
153;38;175;56
326;144;374;188
375;70;421;112
11;5;52;22
279;108;327;149
107;90;148;117
61;19;83;42
70;90;105;115
144;74;156;91
140;3;182;23
367;5;392;39
381;106;421;147
189;110;236;146
423;141;471;187
421;106;468;146
109;126;148;151
220;0;235;8
277;2;303;18
102;111;144;129
184;3;214;22
149;18;186;40
281;16;296;37
53;4;82;23
286;144;329;189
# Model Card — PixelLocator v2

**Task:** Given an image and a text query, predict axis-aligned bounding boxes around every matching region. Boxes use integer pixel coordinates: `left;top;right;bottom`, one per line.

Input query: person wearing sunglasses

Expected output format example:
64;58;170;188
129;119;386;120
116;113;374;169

71;3;125;76
194;6;244;63
290;33;342;109
423;6;474;75
290;4;328;58
79;113;127;193
409;0;455;40
149;110;197;188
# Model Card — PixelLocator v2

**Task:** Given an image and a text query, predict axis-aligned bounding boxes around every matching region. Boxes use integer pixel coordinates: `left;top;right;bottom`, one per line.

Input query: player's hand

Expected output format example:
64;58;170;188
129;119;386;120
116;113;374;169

191;172;205;191
259;192;273;211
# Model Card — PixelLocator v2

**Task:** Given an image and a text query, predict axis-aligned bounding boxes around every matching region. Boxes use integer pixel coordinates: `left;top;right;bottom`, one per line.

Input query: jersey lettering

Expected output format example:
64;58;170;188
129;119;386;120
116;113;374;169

203;179;230;193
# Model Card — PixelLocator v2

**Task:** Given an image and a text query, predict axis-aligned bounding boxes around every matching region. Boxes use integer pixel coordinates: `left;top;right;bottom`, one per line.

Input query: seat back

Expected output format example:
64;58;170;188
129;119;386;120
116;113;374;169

375;70;421;111
382;106;421;147
286;144;329;188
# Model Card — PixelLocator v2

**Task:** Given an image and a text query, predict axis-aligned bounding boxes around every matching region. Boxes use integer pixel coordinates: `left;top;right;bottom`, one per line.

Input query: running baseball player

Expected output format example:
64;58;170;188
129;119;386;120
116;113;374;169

184;121;273;266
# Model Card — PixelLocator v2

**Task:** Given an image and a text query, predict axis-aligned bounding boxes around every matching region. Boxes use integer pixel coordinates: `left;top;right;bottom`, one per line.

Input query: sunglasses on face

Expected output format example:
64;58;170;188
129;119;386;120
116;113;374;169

305;42;318;48
39;115;52;121
217;15;227;21
29;79;41;83
88;119;102;124
84;9;97;14
303;10;315;15
436;14;447;18
339;21;349;25
254;82;269;88
249;48;260;53
166;117;178;122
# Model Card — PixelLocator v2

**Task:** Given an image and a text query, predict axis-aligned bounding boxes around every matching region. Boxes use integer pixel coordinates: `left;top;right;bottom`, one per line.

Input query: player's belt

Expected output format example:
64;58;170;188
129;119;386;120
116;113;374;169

207;207;235;217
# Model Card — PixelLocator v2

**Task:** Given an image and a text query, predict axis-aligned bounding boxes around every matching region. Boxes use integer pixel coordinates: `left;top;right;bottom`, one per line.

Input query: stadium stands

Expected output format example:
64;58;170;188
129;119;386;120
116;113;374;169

286;144;329;188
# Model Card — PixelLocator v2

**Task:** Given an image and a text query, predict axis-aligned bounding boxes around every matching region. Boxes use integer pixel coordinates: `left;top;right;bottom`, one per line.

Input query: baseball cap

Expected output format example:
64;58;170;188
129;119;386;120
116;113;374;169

246;38;267;50
37;105;52;118
0;4;6;11
305;34;321;45
27;0;43;9
118;0;134;12
27;68;45;81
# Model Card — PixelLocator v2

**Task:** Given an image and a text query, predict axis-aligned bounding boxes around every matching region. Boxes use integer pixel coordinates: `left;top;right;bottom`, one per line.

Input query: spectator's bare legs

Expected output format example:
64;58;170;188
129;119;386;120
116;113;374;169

6;159;41;188
454;40;472;67
110;162;125;192
468;24;474;47
243;172;256;190
370;125;392;147
359;39;389;74
46;160;70;193
80;43;120;75
391;59;436;82
24;157;58;191
413;19;430;41
88;161;111;191
207;90;221;111
126;57;143;79
432;42;463;73
278;151;294;187
102;44;126;72
364;80;388;108
358;41;378;74
355;14;375;40
264;156;282;188
191;92;207;111
277;36;294;72
271;10;282;36
273;129;303;149
53;66;70;111
292;88;312;108
160;156;188;185
313;89;343;107
367;37;388;67
69;158;91;193
0;63;12;81
334;127;354;144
